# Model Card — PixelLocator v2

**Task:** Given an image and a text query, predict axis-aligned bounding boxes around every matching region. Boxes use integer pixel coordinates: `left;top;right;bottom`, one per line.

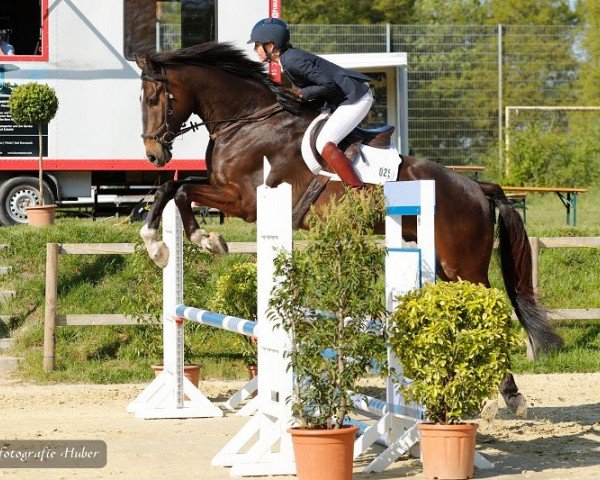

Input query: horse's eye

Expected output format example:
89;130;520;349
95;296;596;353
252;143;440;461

145;83;160;105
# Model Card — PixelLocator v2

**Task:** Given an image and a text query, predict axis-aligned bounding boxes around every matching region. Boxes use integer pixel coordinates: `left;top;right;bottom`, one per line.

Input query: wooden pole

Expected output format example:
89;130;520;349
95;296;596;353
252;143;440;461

38;124;44;206
530;236;540;294
43;243;59;372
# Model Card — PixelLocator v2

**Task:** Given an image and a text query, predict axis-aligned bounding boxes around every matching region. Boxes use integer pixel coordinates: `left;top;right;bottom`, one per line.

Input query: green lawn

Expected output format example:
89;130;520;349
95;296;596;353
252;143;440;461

0;185;598;383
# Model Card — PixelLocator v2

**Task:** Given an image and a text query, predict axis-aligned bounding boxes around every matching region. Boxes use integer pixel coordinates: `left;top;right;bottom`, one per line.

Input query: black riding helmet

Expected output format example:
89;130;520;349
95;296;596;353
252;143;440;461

247;18;290;51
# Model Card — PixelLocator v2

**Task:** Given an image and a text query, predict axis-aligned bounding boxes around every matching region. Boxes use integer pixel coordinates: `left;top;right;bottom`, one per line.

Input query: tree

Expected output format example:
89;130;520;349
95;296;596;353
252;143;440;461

576;0;600;104
486;0;578;25
9;83;59;206
412;0;486;24
284;0;416;24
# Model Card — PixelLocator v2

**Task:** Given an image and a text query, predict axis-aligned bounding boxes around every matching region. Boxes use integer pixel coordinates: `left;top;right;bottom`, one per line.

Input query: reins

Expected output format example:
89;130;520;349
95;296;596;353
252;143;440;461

140;68;283;147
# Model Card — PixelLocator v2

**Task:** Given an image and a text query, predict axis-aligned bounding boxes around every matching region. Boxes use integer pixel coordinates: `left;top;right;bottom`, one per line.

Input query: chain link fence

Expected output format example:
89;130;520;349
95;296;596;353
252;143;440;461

290;24;600;168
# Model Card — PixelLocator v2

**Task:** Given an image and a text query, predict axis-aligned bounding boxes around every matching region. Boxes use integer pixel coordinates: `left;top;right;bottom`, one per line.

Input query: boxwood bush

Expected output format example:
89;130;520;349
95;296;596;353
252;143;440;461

388;280;520;424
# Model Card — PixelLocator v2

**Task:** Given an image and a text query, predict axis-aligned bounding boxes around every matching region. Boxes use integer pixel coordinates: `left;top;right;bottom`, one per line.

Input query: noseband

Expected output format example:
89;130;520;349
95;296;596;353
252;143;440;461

140;67;283;148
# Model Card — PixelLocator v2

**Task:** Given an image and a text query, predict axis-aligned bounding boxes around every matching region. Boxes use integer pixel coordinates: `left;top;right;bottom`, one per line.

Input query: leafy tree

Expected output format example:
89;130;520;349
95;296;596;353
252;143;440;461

399;0;580;165
285;0;416;24
507;124;600;186
576;0;600;104
270;189;387;429
412;0;486;24
9;83;59;206
485;0;578;25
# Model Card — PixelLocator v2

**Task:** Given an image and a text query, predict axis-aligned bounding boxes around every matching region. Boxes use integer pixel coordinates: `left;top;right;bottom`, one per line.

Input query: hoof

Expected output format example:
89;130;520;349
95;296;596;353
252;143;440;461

150;242;169;269
408;443;420;459
505;393;528;418
200;232;229;254
480;399;499;421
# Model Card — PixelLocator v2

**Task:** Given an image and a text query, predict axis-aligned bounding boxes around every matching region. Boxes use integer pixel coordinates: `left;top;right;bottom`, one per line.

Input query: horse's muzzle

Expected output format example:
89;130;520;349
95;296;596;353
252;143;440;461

146;147;172;167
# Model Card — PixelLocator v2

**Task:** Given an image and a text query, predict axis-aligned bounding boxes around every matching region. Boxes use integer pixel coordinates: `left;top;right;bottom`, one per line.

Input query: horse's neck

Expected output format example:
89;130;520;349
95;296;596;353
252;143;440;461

186;67;277;126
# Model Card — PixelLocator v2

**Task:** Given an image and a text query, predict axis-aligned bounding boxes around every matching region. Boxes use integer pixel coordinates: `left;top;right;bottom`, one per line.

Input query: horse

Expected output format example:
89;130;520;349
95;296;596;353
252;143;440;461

134;42;563;417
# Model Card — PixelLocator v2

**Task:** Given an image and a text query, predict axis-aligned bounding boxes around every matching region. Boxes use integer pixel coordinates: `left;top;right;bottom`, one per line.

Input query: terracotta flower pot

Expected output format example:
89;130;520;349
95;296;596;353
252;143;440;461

26;204;56;227
419;423;478;479
246;364;258;398
246;363;258;379
151;365;201;388
288;425;358;480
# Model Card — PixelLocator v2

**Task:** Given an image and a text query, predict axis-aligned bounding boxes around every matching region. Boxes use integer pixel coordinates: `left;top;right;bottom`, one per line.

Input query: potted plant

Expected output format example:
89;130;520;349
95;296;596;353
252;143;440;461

270;189;388;480
388;280;519;479
8;82;59;227
209;262;259;378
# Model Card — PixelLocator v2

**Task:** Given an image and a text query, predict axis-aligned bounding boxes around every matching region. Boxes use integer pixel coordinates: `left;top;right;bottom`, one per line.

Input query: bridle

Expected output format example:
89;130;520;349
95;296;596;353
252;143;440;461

140;67;283;148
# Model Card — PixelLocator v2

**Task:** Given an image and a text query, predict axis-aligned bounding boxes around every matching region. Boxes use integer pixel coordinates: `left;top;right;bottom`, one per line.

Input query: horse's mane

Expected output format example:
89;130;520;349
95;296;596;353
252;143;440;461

148;42;318;117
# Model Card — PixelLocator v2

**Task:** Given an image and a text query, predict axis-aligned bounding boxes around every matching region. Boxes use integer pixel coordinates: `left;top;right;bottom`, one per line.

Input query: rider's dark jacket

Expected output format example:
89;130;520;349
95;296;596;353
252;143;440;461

279;47;371;109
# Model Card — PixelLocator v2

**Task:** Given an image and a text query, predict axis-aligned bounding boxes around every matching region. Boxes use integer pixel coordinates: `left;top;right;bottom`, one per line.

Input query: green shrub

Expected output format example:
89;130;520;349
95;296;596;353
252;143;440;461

388;280;519;424
209;262;257;321
506;125;600;186
208;262;258;365
270;189;387;429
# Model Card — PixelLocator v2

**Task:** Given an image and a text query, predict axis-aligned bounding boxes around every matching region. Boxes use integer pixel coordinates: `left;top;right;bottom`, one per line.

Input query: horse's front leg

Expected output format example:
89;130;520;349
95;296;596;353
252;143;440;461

140;180;182;268
173;182;254;254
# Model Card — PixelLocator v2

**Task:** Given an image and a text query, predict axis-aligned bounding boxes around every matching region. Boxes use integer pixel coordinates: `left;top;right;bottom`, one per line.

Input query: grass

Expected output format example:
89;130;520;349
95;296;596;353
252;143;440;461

0;186;598;383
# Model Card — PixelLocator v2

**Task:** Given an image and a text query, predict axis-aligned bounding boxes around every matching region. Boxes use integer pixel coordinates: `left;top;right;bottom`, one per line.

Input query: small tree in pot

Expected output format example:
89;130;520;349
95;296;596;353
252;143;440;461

9;82;59;226
270;189;387;480
388;280;519;479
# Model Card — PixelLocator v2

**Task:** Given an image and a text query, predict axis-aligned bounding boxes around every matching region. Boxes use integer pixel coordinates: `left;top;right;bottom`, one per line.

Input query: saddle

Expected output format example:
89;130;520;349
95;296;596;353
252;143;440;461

310;116;396;166
296;115;401;229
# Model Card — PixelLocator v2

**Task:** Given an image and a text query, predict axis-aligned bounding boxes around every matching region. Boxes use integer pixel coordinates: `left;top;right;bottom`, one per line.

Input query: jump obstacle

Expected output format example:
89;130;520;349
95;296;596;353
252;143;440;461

128;163;492;475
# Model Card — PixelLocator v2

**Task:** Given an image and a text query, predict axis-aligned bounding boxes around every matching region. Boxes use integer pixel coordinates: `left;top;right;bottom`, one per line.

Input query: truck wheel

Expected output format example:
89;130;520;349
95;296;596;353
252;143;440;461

0;177;56;226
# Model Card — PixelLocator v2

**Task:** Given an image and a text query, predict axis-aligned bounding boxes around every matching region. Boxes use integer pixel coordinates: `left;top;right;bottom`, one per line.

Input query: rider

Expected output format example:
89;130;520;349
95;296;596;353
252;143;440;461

248;18;373;190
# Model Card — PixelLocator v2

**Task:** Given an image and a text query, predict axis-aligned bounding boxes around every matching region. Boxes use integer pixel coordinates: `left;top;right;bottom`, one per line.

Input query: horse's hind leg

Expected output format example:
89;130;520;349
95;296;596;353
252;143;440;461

140;180;181;268
499;373;528;417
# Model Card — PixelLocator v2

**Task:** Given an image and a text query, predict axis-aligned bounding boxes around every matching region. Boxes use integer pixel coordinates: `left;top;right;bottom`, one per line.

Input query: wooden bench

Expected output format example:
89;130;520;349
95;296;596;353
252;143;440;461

505;193;527;223
447;165;485;179
501;186;588;226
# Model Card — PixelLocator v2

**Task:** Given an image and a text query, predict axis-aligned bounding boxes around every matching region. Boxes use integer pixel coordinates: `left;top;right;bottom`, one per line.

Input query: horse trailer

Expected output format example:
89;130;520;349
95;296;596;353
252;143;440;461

0;0;407;225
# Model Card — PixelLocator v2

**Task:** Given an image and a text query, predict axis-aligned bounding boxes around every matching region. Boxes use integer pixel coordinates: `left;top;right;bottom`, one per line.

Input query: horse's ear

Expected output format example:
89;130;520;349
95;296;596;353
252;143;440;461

134;53;152;71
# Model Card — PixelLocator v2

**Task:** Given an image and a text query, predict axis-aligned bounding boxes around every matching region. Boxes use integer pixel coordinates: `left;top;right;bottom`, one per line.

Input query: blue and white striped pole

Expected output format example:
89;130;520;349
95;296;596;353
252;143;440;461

175;305;256;337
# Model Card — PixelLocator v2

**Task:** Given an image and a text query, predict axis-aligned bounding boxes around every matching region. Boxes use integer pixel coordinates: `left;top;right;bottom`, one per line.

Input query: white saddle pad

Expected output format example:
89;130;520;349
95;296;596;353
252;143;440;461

301;113;402;185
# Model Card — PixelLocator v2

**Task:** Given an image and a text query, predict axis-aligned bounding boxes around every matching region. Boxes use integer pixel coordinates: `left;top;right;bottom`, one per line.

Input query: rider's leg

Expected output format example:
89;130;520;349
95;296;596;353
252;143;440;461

321;142;365;189
316;89;373;189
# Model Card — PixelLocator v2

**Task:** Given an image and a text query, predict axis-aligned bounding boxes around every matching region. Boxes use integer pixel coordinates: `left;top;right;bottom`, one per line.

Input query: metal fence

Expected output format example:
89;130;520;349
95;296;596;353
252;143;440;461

157;22;182;52
290;24;600;167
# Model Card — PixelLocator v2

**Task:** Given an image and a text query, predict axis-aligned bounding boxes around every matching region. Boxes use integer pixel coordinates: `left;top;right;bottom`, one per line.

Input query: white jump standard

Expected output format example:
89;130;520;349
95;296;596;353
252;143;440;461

126;199;224;419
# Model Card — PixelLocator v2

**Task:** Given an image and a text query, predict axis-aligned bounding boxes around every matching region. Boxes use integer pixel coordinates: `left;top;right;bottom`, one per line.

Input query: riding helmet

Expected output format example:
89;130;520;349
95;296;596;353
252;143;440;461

247;18;290;51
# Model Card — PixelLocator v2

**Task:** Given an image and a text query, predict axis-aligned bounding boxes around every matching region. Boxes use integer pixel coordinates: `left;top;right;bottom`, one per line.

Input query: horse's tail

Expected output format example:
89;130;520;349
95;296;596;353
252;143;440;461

479;182;564;360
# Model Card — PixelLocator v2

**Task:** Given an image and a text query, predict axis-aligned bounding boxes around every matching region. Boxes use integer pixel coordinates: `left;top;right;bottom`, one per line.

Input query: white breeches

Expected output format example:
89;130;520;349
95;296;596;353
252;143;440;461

315;89;374;154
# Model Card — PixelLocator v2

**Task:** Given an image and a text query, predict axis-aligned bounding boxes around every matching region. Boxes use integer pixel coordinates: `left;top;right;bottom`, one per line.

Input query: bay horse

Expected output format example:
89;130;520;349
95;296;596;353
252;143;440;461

134;42;563;417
